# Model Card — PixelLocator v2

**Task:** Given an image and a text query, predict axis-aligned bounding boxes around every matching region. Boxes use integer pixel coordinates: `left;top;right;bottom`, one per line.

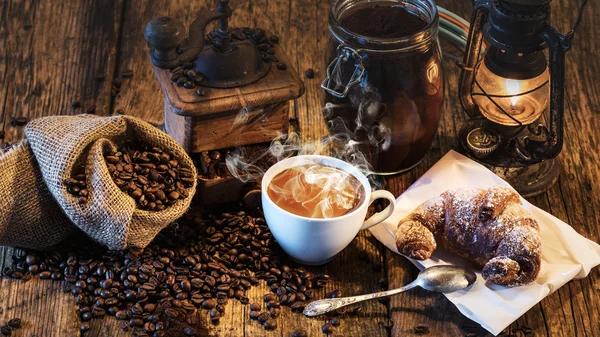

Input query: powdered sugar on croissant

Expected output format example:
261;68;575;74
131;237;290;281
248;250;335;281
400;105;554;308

395;186;541;286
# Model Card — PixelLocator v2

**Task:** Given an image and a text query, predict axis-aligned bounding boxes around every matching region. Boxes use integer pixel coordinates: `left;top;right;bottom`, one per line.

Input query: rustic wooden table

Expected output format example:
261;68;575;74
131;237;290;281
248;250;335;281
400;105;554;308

1;0;599;336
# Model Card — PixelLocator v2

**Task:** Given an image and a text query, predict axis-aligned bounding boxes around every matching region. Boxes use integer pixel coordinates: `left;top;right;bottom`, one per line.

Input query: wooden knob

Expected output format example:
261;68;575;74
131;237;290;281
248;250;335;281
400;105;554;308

144;16;185;63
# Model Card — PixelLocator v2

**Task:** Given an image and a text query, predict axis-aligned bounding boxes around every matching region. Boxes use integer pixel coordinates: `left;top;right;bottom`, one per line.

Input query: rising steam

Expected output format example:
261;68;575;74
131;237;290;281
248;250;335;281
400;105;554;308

225;70;412;217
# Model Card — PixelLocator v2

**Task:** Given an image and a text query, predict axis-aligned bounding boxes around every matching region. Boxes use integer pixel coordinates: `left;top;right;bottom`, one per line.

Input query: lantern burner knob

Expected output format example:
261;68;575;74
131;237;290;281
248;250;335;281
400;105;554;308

466;127;500;158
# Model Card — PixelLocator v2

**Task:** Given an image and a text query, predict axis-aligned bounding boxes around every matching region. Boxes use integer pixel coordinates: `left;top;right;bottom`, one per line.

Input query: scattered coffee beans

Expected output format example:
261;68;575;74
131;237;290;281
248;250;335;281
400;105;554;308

0;318;22;336
3;208;337;336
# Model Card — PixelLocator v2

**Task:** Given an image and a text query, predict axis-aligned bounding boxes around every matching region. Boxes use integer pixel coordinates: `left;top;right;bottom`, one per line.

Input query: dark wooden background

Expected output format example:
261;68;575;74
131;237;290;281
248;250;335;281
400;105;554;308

1;0;599;336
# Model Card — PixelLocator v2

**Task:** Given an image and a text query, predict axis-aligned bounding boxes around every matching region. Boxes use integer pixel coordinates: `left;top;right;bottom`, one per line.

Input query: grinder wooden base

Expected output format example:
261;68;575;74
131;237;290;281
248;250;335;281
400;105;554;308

154;40;304;153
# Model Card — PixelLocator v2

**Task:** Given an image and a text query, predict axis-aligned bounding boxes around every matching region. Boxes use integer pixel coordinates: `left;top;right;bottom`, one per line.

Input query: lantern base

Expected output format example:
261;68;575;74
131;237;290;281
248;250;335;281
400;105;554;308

485;158;560;198
458;119;560;197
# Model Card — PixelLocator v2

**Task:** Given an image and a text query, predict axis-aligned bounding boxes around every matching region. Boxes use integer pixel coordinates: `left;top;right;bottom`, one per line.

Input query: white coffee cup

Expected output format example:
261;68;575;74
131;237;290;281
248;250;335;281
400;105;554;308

261;155;396;265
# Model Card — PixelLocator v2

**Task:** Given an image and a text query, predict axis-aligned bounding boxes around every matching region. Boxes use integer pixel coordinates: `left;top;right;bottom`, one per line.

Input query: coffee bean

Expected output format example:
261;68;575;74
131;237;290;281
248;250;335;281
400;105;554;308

72;101;81;109
293;329;308;337
305;68;315;79
269;307;280;318
257;312;270;323
80;322;91;332
263;318;277;330
269;35;280;43
6;319;21;330
0;325;10;336
201;299;216;309
326;289;341;298
264;293;277;302
290;301;305;312
130;318;144;327
322;323;333;333
277;63;287;70
330;317;341;326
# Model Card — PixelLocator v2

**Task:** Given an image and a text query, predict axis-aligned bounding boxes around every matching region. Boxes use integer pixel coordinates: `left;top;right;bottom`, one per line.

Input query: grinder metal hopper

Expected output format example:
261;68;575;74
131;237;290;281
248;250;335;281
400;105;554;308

144;0;304;154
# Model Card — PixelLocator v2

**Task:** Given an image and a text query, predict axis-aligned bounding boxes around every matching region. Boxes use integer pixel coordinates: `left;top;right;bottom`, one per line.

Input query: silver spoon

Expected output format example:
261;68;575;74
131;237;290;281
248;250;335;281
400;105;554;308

303;265;477;317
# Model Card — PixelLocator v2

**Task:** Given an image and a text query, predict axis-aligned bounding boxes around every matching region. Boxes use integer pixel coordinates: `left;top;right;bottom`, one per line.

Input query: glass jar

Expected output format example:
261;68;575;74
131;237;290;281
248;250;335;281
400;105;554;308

323;0;444;175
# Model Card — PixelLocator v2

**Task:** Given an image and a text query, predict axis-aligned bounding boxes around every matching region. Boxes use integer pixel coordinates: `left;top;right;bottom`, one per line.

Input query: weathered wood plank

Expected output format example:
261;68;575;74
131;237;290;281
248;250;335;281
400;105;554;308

0;0;122;145
0;0;123;336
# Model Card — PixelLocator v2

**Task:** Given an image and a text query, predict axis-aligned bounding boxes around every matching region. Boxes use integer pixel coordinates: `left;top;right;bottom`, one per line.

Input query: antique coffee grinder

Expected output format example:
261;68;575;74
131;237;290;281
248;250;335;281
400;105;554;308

144;0;304;154
458;0;586;197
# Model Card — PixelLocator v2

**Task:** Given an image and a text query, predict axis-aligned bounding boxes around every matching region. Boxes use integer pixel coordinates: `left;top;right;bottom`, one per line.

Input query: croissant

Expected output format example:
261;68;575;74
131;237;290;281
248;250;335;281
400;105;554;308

395;186;541;286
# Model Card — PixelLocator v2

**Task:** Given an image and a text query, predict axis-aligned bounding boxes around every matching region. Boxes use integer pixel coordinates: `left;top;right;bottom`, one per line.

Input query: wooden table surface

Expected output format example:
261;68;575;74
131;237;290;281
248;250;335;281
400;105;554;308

1;0;599;336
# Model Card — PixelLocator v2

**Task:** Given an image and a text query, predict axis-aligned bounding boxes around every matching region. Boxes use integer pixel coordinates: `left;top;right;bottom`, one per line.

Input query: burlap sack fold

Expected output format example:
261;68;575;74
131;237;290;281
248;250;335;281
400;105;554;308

0;140;76;249
24;114;198;250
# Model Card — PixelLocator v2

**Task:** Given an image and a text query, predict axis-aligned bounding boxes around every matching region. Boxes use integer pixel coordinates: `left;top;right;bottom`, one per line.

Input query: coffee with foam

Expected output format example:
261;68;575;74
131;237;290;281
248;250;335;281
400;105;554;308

266;164;365;218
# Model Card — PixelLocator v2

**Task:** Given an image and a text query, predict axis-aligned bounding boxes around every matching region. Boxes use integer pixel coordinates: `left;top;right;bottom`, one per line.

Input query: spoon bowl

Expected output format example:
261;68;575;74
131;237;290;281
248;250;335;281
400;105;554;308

417;265;477;293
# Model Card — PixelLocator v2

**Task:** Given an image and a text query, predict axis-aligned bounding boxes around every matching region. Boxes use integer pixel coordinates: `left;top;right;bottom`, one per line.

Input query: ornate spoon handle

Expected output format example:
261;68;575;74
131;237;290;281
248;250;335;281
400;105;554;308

303;281;419;317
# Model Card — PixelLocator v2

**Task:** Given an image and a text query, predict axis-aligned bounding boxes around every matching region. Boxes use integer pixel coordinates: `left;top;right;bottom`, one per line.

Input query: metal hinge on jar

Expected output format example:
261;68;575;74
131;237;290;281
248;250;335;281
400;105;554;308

321;45;367;98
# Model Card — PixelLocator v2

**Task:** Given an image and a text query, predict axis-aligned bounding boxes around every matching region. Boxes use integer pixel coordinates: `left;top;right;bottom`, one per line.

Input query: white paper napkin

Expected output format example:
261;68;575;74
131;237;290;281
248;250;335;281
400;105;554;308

369;150;600;336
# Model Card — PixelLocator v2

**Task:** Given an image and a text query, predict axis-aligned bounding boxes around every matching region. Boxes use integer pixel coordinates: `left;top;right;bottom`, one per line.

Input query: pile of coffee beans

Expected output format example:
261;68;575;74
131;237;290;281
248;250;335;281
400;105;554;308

169;62;203;91
103;142;194;211
3;208;338;336
64;142;194;210
0;318;22;336
64;165;89;204
221;27;282;66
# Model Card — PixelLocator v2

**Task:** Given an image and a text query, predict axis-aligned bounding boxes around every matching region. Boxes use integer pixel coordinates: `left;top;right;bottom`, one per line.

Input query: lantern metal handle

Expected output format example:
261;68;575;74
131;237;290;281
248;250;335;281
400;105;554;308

457;1;490;118
321;45;366;99
516;25;571;162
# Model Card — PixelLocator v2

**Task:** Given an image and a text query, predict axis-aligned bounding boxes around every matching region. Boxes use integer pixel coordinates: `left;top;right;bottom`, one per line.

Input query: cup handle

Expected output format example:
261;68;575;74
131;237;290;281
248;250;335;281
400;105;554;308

360;190;396;230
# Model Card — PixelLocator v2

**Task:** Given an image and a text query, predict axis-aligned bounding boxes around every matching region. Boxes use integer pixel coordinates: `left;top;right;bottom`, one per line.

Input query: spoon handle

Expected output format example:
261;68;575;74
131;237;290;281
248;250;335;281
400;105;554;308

303;282;419;317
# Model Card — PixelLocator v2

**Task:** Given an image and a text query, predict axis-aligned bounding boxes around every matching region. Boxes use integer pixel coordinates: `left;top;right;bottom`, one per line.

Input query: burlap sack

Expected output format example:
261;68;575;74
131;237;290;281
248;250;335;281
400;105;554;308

0;141;76;249
24;114;198;250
